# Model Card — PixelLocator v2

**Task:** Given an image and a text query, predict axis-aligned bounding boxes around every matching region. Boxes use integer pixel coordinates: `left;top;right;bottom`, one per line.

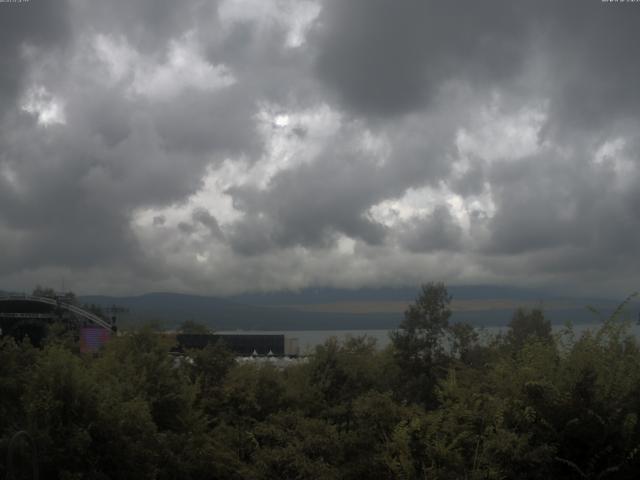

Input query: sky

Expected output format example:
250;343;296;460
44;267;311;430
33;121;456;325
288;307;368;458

1;0;640;297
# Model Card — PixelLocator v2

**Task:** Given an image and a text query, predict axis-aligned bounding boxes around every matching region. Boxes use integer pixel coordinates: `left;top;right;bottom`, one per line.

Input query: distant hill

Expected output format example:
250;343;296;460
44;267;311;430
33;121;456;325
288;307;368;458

79;292;398;331
230;285;561;305
78;286;640;331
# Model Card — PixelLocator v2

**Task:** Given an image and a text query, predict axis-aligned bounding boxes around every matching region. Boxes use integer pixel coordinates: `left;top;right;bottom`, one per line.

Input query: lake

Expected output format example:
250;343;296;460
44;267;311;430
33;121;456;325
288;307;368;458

218;322;640;354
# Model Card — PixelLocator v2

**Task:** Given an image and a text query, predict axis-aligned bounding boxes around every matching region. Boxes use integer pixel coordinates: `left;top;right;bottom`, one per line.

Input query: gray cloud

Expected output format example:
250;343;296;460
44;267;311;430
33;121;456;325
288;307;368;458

1;0;640;296
192;208;224;239
312;0;530;117
0;1;71;117
71;0;220;54
227;157;390;252
225;112;457;254
398;205;464;253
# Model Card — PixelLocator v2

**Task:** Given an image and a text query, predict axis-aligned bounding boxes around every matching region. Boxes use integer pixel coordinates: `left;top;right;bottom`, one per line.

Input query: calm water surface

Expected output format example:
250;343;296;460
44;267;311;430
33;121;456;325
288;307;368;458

219;322;640;354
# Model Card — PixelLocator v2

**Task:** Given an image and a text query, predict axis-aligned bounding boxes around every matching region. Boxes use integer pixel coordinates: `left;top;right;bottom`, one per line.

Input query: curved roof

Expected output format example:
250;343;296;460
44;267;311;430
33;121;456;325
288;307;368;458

0;295;112;330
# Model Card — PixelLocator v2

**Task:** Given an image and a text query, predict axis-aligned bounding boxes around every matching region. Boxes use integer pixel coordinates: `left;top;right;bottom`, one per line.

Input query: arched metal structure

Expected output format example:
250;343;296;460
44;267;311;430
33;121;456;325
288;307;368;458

0;294;112;330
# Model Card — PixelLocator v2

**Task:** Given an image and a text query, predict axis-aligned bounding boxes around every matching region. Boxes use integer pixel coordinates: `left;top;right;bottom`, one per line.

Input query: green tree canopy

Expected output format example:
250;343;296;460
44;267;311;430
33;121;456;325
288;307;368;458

390;282;453;407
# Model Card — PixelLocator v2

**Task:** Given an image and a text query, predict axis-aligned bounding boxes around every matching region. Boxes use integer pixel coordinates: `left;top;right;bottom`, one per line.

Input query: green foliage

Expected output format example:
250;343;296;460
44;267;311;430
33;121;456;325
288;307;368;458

93;328;198;433
0;338;38;448
250;413;341;480
306;336;389;408
189;340;236;418
506;307;552;350
222;363;288;423
390;282;453;406
178;320;212;334
3;286;640;479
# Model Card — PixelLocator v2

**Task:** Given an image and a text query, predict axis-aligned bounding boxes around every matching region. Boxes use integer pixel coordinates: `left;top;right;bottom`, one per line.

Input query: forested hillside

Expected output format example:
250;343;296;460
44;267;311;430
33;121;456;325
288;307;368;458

2;284;640;479
78;286;638;330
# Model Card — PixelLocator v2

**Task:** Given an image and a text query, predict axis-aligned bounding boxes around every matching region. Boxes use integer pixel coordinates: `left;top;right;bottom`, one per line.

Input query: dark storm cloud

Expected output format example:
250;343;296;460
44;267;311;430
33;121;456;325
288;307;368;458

151;86;262;157
178;222;196;235
71;0;221;53
2;0;640;295
0;0;259;282
227;154;392;252
0;1;71;117
536;2;640;135
227;214;278;256
312;0;530;117
448;160;487;198
152;216;166;226
0;114;143;272
479;140;640;288
483;152;591;255
306;0;640;292
192;208;224;239
0;101;235;276
225;115;457;254
200;17;324;119
313;0;640;132
398;205;463;253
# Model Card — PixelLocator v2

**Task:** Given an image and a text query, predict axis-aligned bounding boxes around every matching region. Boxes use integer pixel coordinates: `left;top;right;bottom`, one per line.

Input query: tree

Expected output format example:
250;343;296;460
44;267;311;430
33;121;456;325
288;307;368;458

32;285;56;298
22;345;101;478
189;340;236;418
250;413;341;480
506;307;551;350
93;328;198;432
390;282;452;407
449;322;483;367
178;319;211;334
307;336;383;405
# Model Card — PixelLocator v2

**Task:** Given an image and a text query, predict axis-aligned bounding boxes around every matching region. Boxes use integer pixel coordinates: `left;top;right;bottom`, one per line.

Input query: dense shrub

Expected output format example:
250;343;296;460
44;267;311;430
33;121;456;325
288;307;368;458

2;286;640;479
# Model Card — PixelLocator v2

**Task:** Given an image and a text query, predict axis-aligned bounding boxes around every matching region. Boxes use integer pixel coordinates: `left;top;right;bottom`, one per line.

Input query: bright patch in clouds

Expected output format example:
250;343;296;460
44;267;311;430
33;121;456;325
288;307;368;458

369;182;496;235
593;137;636;189
248;103;342;187
219;0;321;47
456;100;547;163
131;103;344;242
92;34;137;82
93;33;234;99
594;137;625;166
0;163;20;192
21;86;66;126
273;114;290;127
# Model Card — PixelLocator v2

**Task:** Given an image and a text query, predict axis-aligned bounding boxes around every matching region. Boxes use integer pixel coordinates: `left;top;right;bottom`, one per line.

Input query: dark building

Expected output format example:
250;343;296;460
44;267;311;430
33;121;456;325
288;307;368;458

176;334;286;356
0;295;113;347
0;297;59;345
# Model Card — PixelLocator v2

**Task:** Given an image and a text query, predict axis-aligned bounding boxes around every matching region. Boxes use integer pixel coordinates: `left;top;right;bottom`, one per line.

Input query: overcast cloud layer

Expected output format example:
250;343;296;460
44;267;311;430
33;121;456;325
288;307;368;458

1;0;640;296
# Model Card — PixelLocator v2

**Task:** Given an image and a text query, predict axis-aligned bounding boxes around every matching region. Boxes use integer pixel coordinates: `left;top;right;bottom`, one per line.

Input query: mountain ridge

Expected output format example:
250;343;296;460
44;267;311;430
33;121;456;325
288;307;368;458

77;286;638;331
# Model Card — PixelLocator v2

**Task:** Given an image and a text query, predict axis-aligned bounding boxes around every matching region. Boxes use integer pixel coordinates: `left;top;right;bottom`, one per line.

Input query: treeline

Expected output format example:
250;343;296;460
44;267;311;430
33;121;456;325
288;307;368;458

2;283;640;479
